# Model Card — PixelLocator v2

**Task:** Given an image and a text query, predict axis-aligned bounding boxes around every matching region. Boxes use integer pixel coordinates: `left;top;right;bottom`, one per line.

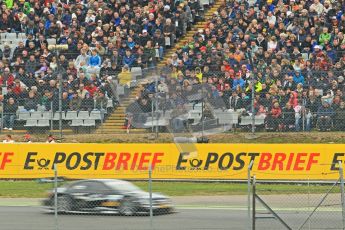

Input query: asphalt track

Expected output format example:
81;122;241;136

0;196;343;230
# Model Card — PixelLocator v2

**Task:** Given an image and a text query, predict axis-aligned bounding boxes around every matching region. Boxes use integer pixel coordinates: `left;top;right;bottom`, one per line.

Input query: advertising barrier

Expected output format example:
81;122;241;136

0;144;344;180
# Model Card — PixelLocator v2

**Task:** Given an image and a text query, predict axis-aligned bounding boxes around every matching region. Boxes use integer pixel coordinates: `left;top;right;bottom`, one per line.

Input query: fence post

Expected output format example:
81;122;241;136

246;50;256;136
248;160;254;230
54;163;58;230
252;176;256;230
155;74;159;139
339;161;345;229
58;74;63;139
50;101;53;131
307;177;311;230
302;110;305;132
149;164;153;229
1;102;3;132
151;97;154;134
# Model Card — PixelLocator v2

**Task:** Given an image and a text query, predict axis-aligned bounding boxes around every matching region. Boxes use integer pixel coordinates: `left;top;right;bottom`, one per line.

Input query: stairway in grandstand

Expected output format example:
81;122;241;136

96;0;224;134
94;87;144;134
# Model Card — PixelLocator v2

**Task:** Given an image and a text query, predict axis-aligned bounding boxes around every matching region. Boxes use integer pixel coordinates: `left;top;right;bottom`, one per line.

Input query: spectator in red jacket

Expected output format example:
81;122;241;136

266;101;282;131
0;68;14;87
289;91;299;108
85;82;98;97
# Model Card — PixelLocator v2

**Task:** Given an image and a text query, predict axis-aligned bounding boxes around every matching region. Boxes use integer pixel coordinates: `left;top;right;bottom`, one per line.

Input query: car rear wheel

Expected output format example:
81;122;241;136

57;196;72;213
119;198;138;216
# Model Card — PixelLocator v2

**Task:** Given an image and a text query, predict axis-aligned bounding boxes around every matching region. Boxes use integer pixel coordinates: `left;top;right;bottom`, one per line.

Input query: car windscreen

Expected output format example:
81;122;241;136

105;181;142;193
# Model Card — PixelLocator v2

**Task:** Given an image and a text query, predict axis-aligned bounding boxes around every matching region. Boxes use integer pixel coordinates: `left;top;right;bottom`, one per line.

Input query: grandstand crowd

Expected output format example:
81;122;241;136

0;0;201;130
132;0;345;132
0;0;345;132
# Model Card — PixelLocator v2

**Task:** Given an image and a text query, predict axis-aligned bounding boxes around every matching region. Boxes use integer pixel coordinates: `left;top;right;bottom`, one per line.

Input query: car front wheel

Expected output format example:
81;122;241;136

57;196;72;213
119;198;138;216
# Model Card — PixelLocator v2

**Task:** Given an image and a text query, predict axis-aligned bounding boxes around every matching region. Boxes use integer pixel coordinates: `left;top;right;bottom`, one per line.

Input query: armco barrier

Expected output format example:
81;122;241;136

0;144;344;180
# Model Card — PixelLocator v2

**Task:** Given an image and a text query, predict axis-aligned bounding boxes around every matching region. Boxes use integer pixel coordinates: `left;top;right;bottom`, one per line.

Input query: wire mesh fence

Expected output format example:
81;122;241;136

0;163;344;230
0;165;56;230
252;180;343;230
1;59;345;139
250;162;345;230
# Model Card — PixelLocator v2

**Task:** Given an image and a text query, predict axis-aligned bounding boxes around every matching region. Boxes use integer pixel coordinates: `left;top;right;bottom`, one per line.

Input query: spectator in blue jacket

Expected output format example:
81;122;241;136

293;71;305;85
126;37;136;50
87;49;101;75
232;73;245;91
122;49;136;67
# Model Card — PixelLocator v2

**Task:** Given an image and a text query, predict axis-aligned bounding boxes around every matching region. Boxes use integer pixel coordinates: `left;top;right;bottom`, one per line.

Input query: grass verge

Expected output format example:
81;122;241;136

0;181;339;198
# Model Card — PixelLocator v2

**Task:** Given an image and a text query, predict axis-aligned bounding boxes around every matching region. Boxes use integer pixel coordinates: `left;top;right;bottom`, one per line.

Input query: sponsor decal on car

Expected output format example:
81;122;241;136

101;201;120;207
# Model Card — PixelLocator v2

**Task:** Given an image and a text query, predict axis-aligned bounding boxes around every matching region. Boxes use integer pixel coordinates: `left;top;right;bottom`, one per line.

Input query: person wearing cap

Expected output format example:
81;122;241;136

313;44;322;53
139;29;151;46
46;134;56;143
193;52;205;67
24;133;32;143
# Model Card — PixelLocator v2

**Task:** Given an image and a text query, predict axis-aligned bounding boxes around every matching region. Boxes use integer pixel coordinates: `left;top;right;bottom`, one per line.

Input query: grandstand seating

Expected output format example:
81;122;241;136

1;0;345;135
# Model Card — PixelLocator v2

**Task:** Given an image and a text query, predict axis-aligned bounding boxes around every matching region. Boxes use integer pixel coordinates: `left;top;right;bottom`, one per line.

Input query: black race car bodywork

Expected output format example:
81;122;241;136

43;179;173;215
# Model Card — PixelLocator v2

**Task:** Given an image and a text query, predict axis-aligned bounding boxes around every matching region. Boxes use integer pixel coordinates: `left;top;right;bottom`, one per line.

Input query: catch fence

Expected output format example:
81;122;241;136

0;163;344;230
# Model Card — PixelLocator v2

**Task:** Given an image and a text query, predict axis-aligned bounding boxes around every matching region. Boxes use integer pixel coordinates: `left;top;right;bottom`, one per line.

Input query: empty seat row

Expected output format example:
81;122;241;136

0;32;26;40
0;39;25;45
24;118;97;127
61;110;103;120
17;110;103;121
70;119;96;127
24;119;50;127
18;111;52;120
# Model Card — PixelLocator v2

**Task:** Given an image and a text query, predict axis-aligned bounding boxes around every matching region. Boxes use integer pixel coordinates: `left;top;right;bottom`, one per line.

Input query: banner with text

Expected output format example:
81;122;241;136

0;144;344;180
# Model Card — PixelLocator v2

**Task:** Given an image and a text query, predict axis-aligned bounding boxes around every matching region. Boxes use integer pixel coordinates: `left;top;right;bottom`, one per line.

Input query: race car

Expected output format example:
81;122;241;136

43;179;173;215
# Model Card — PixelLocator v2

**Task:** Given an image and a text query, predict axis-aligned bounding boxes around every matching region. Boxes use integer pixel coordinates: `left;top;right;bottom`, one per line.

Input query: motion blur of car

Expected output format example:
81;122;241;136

43;179;173;215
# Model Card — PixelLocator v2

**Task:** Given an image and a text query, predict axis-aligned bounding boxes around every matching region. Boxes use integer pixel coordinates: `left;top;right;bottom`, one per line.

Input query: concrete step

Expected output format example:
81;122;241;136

103;121;125;124
111;110;126;114
94;129;147;134
104;119;125;122
101;124;125;128
108;114;126;118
